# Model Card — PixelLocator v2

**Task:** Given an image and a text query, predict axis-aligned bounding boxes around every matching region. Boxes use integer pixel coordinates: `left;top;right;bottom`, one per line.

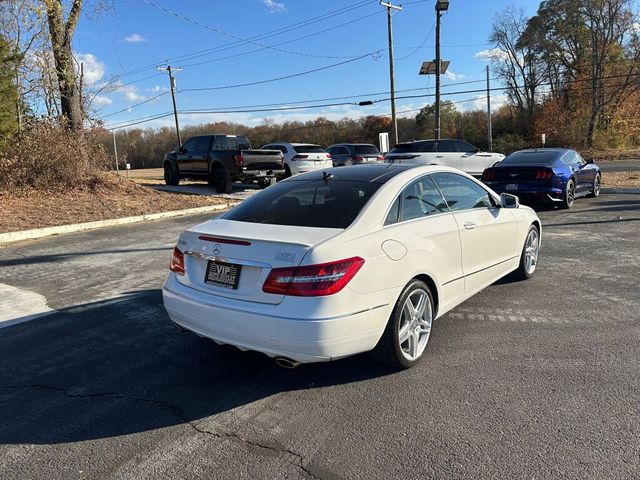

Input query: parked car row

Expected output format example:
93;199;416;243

163;135;601;209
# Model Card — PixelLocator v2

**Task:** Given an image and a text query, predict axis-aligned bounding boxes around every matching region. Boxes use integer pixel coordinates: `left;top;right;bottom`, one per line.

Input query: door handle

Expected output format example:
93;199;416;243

435;155;443;158
464;222;476;230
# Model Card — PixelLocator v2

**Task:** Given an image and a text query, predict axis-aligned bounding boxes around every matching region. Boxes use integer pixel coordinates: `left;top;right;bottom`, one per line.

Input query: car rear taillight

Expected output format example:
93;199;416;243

376;155;384;161
351;155;364;163
292;154;308;161
535;169;553;179
170;246;185;275
482;169;495;180
234;154;244;167
262;257;365;296
326;153;332;159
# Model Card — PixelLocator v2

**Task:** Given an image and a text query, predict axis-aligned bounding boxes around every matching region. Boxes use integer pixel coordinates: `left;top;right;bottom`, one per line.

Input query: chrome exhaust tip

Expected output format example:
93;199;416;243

274;357;301;369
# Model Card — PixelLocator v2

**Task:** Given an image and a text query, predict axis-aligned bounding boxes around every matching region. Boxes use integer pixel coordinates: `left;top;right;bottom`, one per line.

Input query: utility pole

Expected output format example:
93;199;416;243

157;65;183;147
486;65;492;152
381;1;402;147
113;130;119;175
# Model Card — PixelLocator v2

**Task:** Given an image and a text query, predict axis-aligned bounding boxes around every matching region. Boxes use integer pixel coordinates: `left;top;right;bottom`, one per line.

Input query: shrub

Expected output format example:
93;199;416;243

492;133;532;155
0;119;110;191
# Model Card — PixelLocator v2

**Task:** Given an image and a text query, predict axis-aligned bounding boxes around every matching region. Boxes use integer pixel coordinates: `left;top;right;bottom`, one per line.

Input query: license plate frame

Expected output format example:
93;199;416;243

204;260;241;289
258;170;267;176
506;183;518;191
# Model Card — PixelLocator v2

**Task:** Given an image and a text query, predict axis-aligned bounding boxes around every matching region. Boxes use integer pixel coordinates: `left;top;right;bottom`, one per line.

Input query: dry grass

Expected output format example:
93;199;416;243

580;149;640;163
601;171;640;189
0;172;229;233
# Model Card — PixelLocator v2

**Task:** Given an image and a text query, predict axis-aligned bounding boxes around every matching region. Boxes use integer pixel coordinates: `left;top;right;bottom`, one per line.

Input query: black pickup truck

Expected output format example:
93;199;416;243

162;134;284;192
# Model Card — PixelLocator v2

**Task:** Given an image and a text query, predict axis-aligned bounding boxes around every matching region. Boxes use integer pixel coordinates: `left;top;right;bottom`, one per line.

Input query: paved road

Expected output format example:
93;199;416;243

1;194;639;479
599;161;640;172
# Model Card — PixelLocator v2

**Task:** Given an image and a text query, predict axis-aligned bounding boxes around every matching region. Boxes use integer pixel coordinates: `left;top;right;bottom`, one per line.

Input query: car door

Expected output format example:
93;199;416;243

433;140;462;170
383;174;465;308
176;137;198;173
455;140;485;176
192;136;212;171
431;172;518;293
572;152;594;193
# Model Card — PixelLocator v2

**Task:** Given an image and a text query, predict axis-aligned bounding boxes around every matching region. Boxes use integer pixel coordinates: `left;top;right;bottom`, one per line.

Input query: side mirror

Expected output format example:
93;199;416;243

474;147;480;153
500;192;520;209
586;158;594;164
238;144;250;150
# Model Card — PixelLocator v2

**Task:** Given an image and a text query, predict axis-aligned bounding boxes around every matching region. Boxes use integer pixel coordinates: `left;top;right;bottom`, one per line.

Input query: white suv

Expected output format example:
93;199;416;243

261;143;332;177
385;139;504;177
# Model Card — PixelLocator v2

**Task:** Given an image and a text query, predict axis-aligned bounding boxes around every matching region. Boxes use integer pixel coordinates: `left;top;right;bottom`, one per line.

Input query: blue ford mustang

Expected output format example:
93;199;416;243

481;148;601;209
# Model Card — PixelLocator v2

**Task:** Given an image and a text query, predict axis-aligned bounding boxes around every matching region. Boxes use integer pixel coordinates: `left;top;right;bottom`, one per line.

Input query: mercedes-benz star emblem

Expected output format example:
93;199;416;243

212;244;222;256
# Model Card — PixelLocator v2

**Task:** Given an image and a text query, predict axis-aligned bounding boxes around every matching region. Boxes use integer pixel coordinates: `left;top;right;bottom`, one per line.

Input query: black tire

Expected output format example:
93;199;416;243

514;224;540;280
164;163;179;186
258;178;274;189
283;165;292;179
211;167;232;194
372;279;434;369
561;179;575;209
586;173;601;198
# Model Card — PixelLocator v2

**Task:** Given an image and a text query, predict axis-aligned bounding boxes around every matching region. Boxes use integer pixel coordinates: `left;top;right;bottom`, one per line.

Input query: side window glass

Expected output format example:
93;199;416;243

436;140;458;152
419;141;435;152
399;175;449;222
432;173;495;211
337;147;349;155
195;137;210;154
384;196;400;226
181;138;196;153
561;152;577;166
456;140;475;153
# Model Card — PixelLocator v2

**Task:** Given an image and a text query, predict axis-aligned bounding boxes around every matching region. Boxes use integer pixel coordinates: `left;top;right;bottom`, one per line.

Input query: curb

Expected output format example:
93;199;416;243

601;188;640;194
0;203;238;247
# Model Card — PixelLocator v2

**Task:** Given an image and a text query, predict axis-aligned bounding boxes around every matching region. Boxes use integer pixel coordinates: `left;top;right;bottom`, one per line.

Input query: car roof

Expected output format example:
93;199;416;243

285;164;416;184
509;148;574;159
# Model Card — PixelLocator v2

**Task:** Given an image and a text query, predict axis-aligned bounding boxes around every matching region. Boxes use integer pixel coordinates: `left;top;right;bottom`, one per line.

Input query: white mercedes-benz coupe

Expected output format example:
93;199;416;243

163;164;541;369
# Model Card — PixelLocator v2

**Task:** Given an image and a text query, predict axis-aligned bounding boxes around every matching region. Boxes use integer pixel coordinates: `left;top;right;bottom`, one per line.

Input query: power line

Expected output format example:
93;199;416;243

142;0;374;60
101;0;379;82
181;52;382;92
99;91;168;119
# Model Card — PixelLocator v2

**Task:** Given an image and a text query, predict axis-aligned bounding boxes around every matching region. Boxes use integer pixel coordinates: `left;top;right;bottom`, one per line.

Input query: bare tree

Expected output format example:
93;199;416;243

42;0;84;129
489;5;547;136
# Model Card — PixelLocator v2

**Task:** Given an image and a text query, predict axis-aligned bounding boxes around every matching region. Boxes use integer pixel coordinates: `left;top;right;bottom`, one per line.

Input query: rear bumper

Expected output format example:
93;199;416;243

240;167;285;179
486;183;564;202
162;274;389;363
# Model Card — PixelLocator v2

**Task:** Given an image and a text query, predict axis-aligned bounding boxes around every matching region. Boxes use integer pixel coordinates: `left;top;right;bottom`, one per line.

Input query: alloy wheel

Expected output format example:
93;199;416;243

398;288;432;361
524;228;539;275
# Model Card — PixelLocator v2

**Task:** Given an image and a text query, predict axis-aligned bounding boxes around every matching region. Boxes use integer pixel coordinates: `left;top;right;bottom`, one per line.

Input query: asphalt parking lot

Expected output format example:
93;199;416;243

1;193;639;479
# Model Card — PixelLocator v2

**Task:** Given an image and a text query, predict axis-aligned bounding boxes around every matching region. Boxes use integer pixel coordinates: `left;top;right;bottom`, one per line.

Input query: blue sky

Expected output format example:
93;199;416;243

73;0;540;130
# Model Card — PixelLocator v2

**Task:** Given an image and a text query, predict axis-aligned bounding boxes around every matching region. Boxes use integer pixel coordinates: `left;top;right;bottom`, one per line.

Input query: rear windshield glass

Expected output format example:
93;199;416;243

354;145;380;155
293;145;325;153
223;179;381;228
501;151;558;164
389;143;415;153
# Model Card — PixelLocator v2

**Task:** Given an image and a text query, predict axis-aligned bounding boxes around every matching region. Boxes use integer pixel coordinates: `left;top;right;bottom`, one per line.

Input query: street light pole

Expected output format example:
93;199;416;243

434;6;442;139
381;1;402;147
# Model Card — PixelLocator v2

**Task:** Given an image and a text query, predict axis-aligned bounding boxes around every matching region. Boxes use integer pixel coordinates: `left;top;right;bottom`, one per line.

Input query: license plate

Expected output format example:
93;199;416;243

205;260;241;289
259;170;266;176
506;183;518;191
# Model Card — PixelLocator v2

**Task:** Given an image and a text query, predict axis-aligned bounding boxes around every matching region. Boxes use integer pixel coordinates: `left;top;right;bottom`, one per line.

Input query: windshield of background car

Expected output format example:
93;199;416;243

293;145;326;153
501;151;558;165
223;179;381;228
354;145;380;154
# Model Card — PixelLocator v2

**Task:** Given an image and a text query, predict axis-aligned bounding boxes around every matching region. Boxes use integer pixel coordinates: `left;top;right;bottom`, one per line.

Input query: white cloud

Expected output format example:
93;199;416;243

146;85;169;93
93;95;113;106
111;82;145;102
444;70;466;81
458;94;507;112
474;48;510;61
124;33;147;43
75;53;106;85
263;0;286;13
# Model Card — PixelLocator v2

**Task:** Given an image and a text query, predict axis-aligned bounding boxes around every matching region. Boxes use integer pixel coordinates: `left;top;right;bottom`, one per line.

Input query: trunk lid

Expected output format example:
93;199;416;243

176;218;341;304
241;149;283;170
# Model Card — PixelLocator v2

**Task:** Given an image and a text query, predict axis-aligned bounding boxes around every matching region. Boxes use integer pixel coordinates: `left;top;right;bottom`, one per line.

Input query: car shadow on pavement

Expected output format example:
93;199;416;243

0;289;397;445
0;247;172;268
